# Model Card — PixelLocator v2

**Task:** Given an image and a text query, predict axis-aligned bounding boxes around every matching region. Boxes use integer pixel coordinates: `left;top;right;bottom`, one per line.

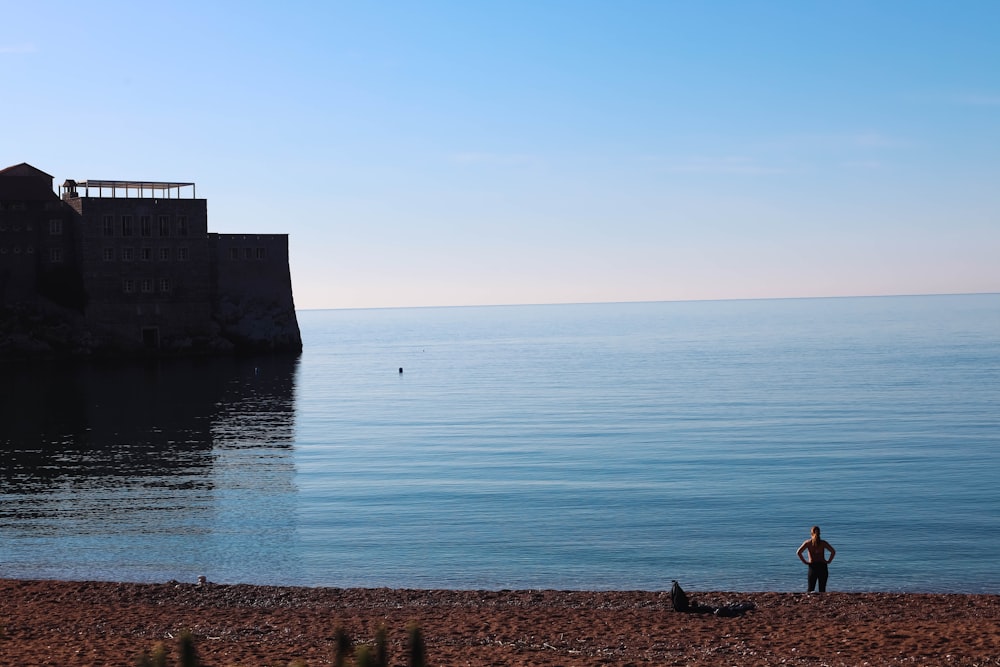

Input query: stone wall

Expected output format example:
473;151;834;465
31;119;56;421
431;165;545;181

210;233;302;354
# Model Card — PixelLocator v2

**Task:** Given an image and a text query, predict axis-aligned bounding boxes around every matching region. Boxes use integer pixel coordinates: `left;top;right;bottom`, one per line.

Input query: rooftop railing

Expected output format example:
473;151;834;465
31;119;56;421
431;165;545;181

61;179;196;199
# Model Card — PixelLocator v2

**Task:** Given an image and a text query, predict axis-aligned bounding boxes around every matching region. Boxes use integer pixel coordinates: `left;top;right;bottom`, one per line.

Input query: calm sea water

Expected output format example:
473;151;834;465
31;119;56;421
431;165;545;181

2;295;999;593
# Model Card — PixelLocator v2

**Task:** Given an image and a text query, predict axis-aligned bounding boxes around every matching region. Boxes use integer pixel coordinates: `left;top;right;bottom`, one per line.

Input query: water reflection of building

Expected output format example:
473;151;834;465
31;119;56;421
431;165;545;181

0;358;299;490
0;358;302;583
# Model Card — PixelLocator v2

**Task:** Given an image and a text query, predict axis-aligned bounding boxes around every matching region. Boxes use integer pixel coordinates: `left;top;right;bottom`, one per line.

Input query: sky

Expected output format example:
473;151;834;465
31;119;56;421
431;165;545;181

3;1;999;310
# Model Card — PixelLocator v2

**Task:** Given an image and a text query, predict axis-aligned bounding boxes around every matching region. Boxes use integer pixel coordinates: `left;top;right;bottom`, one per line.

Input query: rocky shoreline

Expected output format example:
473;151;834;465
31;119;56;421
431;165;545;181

1;579;998;665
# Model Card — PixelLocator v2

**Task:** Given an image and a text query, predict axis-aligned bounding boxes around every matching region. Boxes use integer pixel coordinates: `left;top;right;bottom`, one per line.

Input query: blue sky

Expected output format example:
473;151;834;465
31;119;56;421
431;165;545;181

4;1;999;309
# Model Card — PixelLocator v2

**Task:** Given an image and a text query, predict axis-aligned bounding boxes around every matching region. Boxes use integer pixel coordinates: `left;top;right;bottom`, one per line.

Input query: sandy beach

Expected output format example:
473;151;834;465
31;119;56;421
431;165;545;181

1;579;998;666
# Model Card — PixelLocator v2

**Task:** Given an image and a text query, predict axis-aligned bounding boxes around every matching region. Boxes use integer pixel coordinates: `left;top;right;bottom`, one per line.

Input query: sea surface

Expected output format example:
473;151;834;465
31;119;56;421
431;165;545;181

2;294;999;593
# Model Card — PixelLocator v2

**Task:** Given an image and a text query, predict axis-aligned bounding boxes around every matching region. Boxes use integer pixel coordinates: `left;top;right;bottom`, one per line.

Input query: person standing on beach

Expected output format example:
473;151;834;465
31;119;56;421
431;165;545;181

797;525;836;592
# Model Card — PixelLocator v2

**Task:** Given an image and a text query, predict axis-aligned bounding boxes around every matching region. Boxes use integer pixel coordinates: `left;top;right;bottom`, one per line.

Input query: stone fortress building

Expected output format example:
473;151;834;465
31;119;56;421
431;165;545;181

0;162;301;358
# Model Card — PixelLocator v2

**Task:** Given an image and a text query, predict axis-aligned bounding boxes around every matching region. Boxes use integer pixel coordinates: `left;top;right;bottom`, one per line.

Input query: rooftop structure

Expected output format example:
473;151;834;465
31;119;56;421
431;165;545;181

61;179;197;199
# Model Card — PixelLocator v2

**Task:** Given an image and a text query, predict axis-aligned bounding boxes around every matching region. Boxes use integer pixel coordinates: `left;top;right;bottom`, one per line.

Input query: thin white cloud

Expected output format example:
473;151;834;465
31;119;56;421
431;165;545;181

840;160;884;170
666;156;787;175
952;93;1000;107
0;43;37;54
847;132;900;148
764;132;907;151
449;152;538;166
910;92;1000;108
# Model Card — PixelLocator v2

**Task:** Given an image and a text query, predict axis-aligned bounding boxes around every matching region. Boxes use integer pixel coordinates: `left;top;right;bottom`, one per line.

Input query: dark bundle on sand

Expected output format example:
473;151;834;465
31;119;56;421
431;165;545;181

670;579;755;616
2;578;999;666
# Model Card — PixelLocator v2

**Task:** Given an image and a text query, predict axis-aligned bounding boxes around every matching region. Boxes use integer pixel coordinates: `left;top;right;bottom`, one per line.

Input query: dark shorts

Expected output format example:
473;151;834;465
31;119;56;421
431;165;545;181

808;561;829;592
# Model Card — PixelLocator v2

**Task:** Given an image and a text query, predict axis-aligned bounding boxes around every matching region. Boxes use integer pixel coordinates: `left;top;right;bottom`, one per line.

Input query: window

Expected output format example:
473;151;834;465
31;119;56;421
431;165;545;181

103;248;115;261
141;279;153;293
26;245;35;254
13;246;22;254
49;219;63;235
140;215;151;237
255;247;267;260
103;215;114;236
121;215;133;237
158;215;170;236
140;247;152;261
177;247;188;261
121;247;134;262
123;279;135;293
49;248;64;263
229;247;239;260
158;278;171;292
159;248;171;261
243;247;253;259
177;215;188;236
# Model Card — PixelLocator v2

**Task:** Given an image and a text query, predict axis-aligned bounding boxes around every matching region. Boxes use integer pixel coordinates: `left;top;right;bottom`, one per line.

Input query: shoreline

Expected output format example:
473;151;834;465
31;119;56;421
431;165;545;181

3;579;999;666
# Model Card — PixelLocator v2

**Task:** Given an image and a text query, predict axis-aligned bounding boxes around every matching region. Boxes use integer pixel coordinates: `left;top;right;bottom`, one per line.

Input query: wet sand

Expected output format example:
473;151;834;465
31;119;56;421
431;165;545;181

1;578;998;665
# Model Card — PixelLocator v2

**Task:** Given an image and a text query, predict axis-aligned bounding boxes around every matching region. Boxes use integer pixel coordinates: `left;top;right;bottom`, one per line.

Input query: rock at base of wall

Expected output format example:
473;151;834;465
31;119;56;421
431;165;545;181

1;297;302;361
213;296;303;354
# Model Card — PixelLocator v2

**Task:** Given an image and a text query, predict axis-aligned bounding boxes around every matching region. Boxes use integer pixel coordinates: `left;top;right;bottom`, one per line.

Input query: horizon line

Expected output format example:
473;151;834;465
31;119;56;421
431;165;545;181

295;290;1000;313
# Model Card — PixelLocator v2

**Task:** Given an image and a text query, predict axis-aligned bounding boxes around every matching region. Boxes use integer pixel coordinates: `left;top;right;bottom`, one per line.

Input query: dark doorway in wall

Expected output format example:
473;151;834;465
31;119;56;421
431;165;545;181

141;327;159;349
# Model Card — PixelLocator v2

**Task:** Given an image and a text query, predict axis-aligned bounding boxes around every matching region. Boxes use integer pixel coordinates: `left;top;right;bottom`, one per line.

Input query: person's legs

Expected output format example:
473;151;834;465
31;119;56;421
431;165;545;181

817;563;829;592
807;564;818;592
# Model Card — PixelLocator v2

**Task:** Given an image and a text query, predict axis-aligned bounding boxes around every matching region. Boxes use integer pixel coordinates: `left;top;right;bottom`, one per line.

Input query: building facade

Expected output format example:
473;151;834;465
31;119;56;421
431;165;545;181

0;164;80;308
0;162;301;358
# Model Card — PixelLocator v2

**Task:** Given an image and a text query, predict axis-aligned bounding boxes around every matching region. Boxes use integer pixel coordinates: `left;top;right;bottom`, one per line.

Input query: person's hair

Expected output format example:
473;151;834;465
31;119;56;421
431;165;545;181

811;525;821;545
